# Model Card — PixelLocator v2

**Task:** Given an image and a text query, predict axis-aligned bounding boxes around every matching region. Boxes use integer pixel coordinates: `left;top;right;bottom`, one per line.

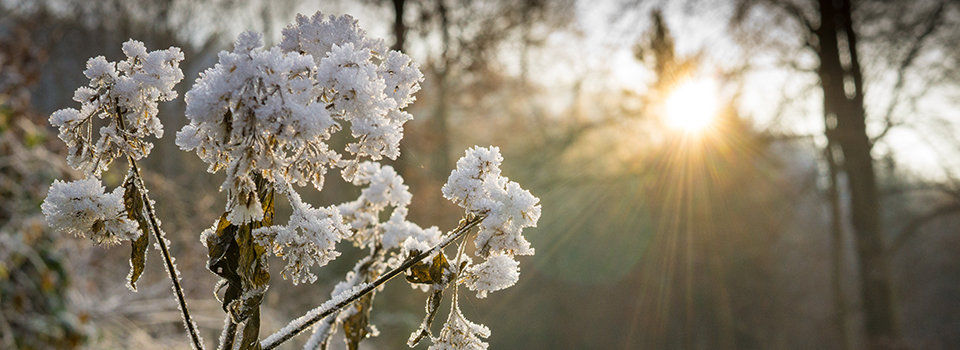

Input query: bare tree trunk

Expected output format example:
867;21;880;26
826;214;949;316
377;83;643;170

816;0;898;347
391;0;406;51
431;0;452;178
825;143;852;350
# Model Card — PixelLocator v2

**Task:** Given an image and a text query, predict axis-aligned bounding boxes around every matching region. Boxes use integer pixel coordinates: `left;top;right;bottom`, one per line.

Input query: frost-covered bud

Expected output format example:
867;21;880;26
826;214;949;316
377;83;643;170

338;161;415;247
353;162;412;208
254;184;350;285
83;56;118;85
41;178;138;245
379;50;423;108
465;254;520;299
442;146;504;212
427;305;490;350
318;43;398;160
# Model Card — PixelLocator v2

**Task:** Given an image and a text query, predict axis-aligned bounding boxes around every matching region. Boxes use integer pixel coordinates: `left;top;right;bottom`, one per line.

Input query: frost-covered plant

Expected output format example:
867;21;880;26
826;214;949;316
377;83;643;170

41;178;138;245
40;40;205;348
42;11;540;350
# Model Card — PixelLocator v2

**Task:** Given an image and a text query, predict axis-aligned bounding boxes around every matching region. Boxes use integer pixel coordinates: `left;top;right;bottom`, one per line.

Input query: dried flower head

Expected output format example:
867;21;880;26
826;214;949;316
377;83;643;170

41;178;139;245
179;12;422;226
49;40;183;175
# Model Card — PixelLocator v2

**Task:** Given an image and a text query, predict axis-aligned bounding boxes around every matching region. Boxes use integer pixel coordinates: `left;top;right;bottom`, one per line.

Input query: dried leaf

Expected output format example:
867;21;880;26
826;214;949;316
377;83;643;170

123;176;150;290
343;291;376;350
238;308;262;350
405;251;451;285
207;173;274;318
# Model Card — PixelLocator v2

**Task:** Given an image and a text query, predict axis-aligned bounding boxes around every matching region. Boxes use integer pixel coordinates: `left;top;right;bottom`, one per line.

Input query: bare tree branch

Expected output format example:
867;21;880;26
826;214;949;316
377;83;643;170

874;2;946;144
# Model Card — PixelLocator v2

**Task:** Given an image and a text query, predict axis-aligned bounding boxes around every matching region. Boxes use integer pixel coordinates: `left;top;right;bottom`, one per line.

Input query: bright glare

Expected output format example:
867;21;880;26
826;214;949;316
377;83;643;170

663;78;719;133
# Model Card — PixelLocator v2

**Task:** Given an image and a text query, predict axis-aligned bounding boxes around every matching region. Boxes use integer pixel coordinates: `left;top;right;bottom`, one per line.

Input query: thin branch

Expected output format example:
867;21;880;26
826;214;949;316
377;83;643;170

260;214;486;350
115;103;206;350
303;253;375;350
874;2;946;144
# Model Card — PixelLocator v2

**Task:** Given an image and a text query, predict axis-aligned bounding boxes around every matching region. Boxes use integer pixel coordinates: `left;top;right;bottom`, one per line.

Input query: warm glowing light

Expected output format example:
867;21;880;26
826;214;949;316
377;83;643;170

663;78;719;133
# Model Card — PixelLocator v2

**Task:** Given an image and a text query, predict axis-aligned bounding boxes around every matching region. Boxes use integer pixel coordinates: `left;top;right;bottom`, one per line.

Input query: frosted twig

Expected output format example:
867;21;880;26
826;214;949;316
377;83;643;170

218;315;237;350
260;215;485;350
117;106;206;350
303;255;372;350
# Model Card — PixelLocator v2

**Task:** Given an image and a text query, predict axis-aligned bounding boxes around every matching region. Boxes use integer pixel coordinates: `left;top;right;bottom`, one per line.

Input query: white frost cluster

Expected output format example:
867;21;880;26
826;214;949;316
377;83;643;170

180;11;429;289
253;179;350;285
335;162;445;276
178;31;336;223
43;40;183;247
384;208;442;252
442;146;541;297
178;11;422;227
50;40;184;175
41;178;138;245
464;253;520;299
428;302;491;350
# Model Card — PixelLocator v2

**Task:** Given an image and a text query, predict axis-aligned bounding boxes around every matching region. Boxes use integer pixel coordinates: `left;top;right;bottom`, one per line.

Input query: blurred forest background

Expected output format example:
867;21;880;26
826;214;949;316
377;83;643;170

2;0;960;349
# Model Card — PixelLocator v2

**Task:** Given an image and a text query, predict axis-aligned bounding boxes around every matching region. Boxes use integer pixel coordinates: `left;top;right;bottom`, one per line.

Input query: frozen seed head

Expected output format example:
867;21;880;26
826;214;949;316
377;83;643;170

443;146;541;257
464;253;520;299
253;178;350;285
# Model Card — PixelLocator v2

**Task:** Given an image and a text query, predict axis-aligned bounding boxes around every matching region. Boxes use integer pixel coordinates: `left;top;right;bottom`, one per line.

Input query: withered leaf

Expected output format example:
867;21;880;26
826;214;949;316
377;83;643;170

123;176;150;290
238;308;262;350
343;289;376;350
405;251;451;285
207;173;274;316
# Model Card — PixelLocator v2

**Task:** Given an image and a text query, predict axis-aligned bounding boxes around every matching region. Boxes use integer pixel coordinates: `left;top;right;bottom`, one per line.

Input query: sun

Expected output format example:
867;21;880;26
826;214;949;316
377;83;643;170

663;77;719;133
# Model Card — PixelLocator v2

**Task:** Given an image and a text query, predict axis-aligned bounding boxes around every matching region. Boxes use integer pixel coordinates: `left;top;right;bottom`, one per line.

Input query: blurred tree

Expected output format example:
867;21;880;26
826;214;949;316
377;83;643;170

729;0;960;347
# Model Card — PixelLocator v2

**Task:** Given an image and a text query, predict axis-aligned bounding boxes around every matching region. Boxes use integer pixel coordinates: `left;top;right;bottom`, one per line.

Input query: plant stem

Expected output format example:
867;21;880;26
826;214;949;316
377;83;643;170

218;316;237;350
129;157;206;349
115;105;205;349
260;215;485;350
